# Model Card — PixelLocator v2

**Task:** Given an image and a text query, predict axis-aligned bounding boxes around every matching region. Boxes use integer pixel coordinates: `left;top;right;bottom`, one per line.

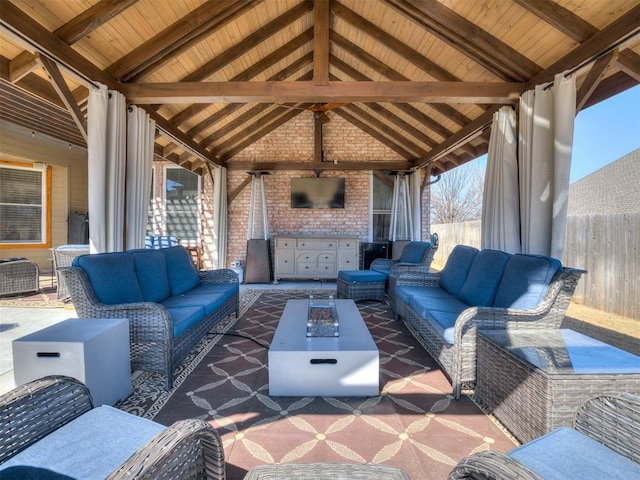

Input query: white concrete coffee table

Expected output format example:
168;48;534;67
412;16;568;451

268;299;379;397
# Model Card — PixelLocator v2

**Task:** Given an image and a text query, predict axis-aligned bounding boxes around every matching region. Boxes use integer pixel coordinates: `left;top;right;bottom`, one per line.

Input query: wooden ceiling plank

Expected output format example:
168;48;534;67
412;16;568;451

57;0;140;45
330;31;472;127
526;5;640;89
313;0;330;86
330;0;459;82
122;80;524;104
35;54;88;142
384;0;540;81
614;49;640;82
182;2;313;83
334;108;416;160
110;0;257;82
511;0;598;44
576;50;618;112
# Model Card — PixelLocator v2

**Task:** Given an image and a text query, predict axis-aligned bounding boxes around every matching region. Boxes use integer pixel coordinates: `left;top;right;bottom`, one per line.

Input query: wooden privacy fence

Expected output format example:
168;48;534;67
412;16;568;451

431;212;639;320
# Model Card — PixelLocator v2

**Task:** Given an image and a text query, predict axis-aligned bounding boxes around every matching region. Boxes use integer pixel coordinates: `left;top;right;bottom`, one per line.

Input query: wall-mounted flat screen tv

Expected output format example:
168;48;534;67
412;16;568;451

290;177;345;209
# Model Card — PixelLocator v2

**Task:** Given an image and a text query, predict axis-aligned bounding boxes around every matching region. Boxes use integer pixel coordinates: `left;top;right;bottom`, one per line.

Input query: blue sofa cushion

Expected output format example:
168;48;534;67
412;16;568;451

458;249;510;307
161;246;201;295
0;406;164;480
509;427;640;480
130;249;171;302
409;295;468;320
162;292;227;317
338;270;387;283
399;242;431;264
73;253;144;305
492;254;562;309
166;305;207;337
395;285;452;305
439;245;479;297
425;310;459;345
183;283;239;297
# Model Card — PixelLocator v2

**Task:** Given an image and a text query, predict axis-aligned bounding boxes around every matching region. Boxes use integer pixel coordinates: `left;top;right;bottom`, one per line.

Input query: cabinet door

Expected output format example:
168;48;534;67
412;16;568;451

275;248;295;274
338;250;359;271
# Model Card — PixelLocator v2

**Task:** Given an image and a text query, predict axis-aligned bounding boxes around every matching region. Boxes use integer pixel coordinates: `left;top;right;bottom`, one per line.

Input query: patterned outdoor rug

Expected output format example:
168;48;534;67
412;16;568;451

117;290;517;479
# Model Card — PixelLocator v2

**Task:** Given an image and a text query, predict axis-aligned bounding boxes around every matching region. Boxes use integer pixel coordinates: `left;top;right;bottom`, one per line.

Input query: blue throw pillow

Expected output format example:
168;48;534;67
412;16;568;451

458;249;511;306
493;254;562;309
439;245;479;297
74;253;143;305
129;249;171;302
161;246;201;295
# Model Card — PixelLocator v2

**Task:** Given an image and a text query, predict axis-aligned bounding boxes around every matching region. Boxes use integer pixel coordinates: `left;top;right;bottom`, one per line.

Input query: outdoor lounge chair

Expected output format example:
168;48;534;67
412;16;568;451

448;392;640;479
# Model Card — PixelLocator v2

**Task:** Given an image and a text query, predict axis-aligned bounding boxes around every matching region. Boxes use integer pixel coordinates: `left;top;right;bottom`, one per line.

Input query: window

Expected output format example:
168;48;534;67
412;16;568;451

0;163;47;244
165;167;200;243
371;173;393;242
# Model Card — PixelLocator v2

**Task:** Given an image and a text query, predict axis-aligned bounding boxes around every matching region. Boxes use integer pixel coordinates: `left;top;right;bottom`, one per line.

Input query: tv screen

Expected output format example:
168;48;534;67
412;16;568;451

291;177;345;209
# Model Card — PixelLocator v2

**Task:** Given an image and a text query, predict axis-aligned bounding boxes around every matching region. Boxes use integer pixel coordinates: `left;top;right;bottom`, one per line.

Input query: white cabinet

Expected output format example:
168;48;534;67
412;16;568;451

274;236;359;282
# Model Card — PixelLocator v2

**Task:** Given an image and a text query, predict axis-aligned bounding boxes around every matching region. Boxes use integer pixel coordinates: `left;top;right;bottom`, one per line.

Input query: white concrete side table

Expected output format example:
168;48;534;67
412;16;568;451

12;318;132;406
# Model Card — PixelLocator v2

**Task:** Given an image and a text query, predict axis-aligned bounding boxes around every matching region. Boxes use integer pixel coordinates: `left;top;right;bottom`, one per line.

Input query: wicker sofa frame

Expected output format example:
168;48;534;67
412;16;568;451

449;392;640;479
60;266;239;390
52;244;90;298
0;376;226;479
393;265;585;399
0;259;39;297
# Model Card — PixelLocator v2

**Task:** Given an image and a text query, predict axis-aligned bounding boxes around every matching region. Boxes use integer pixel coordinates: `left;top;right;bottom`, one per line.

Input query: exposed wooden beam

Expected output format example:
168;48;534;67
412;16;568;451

226;160;414;171
122;80;524;104
512;0;598;43
582;71;639;110
329;31;472;127
228;175;253;203
313;0;330;86
107;0;257;82
384;0;540;81
615;49;640;82
8;50;38;83
526;5;640;89
576;50;618;112
35;54;87;142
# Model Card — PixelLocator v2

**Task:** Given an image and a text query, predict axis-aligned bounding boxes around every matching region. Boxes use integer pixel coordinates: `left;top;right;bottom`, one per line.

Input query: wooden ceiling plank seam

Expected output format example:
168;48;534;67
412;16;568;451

218;105;311;161
35;54;88;142
383;0;540;81
511;0;598;44
329;30;472;127
313;0;330;86
181;33;314;133
576;50;618;112
525;5;640;90
614;49;640;82
121;80;525;104
182;2;312;83
109;0;258;82
334;107;416;160
330;0;460;82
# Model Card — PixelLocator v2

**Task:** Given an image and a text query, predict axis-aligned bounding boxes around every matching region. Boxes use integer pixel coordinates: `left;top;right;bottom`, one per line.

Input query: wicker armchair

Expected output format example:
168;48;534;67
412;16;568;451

0;376;226;479
449;392;640;479
52;244;90;298
0;258;39;297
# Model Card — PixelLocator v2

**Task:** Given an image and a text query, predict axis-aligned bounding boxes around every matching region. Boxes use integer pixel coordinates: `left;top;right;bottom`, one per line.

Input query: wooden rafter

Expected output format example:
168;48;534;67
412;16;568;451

576;50;618;112
313;0;330;86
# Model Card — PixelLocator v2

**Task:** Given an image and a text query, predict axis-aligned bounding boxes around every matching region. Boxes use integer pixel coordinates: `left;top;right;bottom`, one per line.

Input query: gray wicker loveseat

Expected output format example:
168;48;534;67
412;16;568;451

60;245;239;389
0;376;225;479
449;392;640;479
392;245;585;399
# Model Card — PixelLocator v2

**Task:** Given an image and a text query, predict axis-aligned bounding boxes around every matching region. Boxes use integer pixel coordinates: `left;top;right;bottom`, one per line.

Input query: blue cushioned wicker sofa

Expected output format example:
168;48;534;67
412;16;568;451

392;245;585;399
60;245;239;389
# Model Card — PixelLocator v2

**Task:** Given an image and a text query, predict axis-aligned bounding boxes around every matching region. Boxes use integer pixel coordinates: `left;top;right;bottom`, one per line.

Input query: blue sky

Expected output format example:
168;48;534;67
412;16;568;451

465;84;640;184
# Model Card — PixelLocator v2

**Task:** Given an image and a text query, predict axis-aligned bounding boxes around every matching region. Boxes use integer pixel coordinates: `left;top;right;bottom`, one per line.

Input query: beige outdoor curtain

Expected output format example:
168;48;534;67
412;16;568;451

211;166;228;269
125;106;155;250
519;73;576;259
482;106;521;253
87;84;126;253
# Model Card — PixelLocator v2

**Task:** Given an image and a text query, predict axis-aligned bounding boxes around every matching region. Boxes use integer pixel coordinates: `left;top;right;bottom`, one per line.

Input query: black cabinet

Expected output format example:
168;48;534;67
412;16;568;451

360;242;389;269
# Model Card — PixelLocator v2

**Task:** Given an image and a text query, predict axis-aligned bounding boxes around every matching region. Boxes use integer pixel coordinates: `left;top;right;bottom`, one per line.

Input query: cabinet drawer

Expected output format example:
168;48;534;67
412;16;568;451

296;262;317;275
276;238;295;248
339;239;358;249
297;239;336;249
